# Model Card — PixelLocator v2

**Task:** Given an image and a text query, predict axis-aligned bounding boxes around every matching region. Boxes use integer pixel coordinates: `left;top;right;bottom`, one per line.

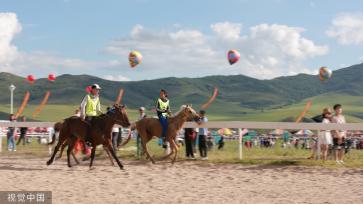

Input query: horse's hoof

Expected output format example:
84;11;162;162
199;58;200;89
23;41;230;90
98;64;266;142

46;160;52;166
120;166;124;170
68;165;72;168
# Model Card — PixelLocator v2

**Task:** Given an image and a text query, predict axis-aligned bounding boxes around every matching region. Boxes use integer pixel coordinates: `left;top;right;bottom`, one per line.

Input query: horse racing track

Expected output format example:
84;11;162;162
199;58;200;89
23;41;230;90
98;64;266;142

0;155;363;204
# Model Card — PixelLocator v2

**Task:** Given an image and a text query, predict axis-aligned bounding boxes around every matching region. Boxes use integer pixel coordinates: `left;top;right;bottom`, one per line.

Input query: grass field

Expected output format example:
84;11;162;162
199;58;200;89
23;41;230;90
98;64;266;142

2;137;363;168
206;93;363;122
1;93;362;122
1;93;362;168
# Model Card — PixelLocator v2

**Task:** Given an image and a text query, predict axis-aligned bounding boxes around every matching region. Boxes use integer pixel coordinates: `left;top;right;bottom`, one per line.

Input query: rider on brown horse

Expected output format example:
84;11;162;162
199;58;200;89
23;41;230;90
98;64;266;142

156;89;171;146
80;84;103;157
81;84;103;124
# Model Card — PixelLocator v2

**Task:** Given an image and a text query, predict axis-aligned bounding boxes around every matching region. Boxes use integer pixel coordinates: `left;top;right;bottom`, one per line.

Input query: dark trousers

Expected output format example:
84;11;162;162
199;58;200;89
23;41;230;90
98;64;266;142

85;116;96;142
158;115;168;139
199;135;207;157
218;137;224;150
17;133;26;145
112;132;119;150
185;135;194;158
137;134;141;157
82;116;96;154
117;128;122;146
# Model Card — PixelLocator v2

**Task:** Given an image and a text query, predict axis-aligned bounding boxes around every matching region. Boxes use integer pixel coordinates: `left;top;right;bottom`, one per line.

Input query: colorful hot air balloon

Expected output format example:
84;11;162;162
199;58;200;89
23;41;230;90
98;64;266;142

319;66;332;81
129;51;142;68
27;75;35;84
227;50;240;65
48;74;56;82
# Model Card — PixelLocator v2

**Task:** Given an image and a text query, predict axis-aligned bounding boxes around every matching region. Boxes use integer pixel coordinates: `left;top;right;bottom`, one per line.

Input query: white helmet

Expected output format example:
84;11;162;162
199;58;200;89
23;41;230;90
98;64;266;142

91;84;101;90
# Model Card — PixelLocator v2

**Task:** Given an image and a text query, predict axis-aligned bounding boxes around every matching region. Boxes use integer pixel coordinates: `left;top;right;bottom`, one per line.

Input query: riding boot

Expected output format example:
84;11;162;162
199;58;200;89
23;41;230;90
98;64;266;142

162;135;167;148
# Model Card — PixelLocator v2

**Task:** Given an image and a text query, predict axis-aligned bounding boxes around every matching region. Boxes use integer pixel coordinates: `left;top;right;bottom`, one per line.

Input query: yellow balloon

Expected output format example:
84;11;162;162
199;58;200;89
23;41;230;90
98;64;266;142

129;51;142;68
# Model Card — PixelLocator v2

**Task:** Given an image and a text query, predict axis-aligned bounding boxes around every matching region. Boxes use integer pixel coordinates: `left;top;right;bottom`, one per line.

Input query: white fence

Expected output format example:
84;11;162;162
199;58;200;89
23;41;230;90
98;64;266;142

0;121;362;130
1;121;363;159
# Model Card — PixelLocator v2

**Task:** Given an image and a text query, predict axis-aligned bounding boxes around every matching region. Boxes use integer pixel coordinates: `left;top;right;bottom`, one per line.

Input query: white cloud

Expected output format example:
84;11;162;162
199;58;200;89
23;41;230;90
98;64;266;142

210;22;242;41
11;51;108;73
0;12;110;77
103;74;130;81
0;13;22;68
104;22;328;79
326;13;363;45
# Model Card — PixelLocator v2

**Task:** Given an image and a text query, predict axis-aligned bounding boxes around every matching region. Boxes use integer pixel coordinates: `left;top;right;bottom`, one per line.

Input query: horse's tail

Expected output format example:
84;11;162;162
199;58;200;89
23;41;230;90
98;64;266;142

48;121;64;145
119;123;136;147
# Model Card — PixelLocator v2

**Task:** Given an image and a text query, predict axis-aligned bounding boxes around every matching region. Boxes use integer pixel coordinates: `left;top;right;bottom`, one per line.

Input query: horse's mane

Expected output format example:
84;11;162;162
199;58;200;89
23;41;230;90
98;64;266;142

171;106;185;118
169;105;187;119
169;105;196;119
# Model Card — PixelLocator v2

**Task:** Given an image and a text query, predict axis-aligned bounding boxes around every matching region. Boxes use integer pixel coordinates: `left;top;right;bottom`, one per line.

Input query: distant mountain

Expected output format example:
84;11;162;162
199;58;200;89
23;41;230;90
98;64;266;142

0;63;362;113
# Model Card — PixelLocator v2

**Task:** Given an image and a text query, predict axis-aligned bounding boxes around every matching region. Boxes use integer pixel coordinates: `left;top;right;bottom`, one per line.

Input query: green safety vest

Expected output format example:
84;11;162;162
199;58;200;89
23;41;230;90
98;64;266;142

86;95;100;116
158;98;169;117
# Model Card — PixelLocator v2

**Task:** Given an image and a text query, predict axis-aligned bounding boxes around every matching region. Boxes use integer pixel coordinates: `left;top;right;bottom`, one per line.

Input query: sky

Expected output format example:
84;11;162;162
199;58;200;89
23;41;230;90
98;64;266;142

1;0;363;81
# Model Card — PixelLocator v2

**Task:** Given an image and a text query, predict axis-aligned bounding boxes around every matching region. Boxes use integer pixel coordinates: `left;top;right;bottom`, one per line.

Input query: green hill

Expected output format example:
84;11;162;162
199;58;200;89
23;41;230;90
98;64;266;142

0;63;362;122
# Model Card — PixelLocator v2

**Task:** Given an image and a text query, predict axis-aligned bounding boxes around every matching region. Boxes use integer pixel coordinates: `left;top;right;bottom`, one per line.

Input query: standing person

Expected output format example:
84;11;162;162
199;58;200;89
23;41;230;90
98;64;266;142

332;104;346;164
319;108;333;161
74;108;81;117
136;107;147;156
184;128;196;159
117;127;123;148
155;89;171;146
7;114;17;151
112;125;120;151
197;110;208;160
106;106;120;151
218;135;225;150
16;116;28;146
138;107;147;120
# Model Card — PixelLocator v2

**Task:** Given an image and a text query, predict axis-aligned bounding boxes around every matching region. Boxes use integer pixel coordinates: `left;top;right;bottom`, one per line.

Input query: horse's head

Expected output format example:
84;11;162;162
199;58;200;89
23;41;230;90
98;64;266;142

107;104;131;127
181;105;200;121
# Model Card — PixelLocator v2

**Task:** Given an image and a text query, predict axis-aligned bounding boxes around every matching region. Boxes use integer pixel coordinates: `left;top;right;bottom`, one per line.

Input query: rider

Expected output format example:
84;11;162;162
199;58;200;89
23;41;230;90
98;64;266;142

155;89;171;145
80;84;103;123
80;84;102;159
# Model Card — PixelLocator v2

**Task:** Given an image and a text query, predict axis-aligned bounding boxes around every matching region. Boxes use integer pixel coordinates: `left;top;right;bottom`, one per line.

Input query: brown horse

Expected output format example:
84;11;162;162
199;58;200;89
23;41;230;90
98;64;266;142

125;105;200;164
48;121;116;166
47;121;81;164
46;104;131;169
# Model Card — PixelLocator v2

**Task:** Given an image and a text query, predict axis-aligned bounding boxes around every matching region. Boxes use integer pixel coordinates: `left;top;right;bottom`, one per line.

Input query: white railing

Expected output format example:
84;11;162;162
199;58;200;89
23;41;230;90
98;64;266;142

183;121;363;130
1;121;362;159
1;121;362;130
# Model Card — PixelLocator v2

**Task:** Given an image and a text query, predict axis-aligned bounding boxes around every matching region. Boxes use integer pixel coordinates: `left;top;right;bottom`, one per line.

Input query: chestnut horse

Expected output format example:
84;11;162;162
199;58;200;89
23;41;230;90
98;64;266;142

46;104;130;169
124;105;200;164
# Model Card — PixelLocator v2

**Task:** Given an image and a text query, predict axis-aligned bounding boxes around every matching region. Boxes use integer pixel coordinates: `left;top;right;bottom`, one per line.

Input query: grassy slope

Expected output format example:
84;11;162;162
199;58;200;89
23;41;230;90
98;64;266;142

0;93;362;122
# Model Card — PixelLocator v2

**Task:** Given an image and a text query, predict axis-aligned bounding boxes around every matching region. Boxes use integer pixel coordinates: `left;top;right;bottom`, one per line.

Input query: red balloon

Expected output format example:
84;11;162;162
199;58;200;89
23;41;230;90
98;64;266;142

86;86;92;93
227;50;240;65
27;75;35;83
48;74;56;82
